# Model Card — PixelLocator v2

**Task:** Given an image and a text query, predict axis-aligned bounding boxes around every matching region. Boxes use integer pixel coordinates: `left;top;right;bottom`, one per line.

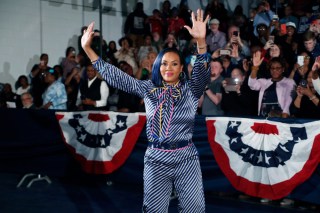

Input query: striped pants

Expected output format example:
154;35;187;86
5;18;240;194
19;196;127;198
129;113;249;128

142;144;205;213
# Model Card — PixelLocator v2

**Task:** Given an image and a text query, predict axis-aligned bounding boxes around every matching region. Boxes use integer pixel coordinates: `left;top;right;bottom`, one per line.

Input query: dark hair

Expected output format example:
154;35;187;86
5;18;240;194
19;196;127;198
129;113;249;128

268;57;286;69
151;48;188;87
118;36;133;47
40;53;48;60
210;58;223;66
65;46;76;57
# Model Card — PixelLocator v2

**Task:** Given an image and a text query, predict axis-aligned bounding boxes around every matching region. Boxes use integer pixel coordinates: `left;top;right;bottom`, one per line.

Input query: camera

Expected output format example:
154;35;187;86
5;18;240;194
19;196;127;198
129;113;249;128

233;31;239;36
299;79;307;88
297;56;304;66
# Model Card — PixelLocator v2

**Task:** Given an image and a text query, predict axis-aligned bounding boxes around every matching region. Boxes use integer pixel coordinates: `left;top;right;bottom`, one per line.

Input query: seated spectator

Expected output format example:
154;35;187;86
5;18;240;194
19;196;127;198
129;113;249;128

135;57;152;80
106;40;118;66
30;53;51;107
114;36;138;75
0;83;17;108
21;92;36;109
221;68;258;116
65;67;82;111
60;46;79;79
137;34;158;63
151;31;164;52
206;18;227;54
78;64;109;110
248;53;295;118
15;75;30;108
163;33;179;50
290;71;320;119
117;61;141;112
42;68;67;110
198;58;224;116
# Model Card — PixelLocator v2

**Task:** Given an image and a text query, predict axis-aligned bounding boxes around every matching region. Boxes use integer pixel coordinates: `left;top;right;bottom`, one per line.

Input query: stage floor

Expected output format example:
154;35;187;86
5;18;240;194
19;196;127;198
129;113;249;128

1;172;318;213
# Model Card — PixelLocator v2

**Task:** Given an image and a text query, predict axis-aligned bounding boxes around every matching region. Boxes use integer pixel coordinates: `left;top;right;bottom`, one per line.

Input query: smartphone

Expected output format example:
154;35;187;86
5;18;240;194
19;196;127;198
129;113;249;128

280;24;287;34
220;49;231;55
233;31;239;36
224;78;241;92
297;56;304;66
268;35;274;42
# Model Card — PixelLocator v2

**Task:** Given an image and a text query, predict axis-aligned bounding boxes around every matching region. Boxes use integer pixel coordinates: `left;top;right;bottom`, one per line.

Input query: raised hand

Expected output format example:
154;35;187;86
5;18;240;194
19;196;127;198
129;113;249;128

252;51;264;67
184;9;210;40
81;22;95;49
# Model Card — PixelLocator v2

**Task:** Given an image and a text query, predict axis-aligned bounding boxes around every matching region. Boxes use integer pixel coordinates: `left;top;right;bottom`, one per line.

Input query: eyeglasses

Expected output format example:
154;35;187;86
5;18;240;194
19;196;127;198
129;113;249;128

303;56;310;59
257;27;266;31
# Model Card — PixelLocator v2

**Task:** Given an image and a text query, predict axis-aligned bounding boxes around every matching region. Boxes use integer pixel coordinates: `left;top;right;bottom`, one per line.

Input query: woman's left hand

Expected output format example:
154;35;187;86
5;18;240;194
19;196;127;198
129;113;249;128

184;9;209;40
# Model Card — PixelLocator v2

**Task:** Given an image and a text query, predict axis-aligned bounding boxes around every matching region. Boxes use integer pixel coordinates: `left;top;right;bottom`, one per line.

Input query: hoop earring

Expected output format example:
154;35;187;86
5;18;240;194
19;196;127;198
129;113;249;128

179;71;186;80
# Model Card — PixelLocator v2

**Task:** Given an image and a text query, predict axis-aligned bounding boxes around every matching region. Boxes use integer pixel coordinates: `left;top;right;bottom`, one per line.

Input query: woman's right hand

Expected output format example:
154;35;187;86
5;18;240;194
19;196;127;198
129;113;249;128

81;22;95;49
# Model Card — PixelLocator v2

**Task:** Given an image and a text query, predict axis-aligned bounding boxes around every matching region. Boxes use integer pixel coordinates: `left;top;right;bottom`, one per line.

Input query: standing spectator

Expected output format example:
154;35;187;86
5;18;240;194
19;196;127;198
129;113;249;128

221;68;258;116
167;7;186;39
302;31;320;60
124;2;149;48
288;52;313;85
42;68;67;110
147;9;164;38
199;58;224;115
206;18;226;54
290;71;320;118
253;1;276;37
30;53;51;107
204;0;229;32
276;22;299;67
225;25;251;60
78;65;109;111
248;53;295;118
279;5;299;28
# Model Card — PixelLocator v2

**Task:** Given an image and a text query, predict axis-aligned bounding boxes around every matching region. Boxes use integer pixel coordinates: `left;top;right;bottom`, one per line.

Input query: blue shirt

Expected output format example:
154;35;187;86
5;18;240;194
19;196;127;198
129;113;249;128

42;80;67;110
93;54;210;147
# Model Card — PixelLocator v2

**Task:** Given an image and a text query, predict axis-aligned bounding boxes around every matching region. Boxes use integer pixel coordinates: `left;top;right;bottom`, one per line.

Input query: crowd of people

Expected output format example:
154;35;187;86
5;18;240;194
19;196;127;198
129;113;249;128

1;0;320;119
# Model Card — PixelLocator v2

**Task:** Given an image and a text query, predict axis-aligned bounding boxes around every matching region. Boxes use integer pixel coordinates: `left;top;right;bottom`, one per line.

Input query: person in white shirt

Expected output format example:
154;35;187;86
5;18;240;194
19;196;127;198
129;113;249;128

77;64;109;110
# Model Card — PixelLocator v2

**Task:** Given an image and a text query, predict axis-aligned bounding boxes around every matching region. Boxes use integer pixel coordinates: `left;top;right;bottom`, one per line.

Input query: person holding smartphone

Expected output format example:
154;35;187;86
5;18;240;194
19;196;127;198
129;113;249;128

290;71;320;119
289;52;313;85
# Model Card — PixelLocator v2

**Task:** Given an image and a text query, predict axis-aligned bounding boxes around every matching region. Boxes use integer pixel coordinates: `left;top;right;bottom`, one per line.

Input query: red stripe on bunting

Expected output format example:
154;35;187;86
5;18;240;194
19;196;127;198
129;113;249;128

206;119;320;200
